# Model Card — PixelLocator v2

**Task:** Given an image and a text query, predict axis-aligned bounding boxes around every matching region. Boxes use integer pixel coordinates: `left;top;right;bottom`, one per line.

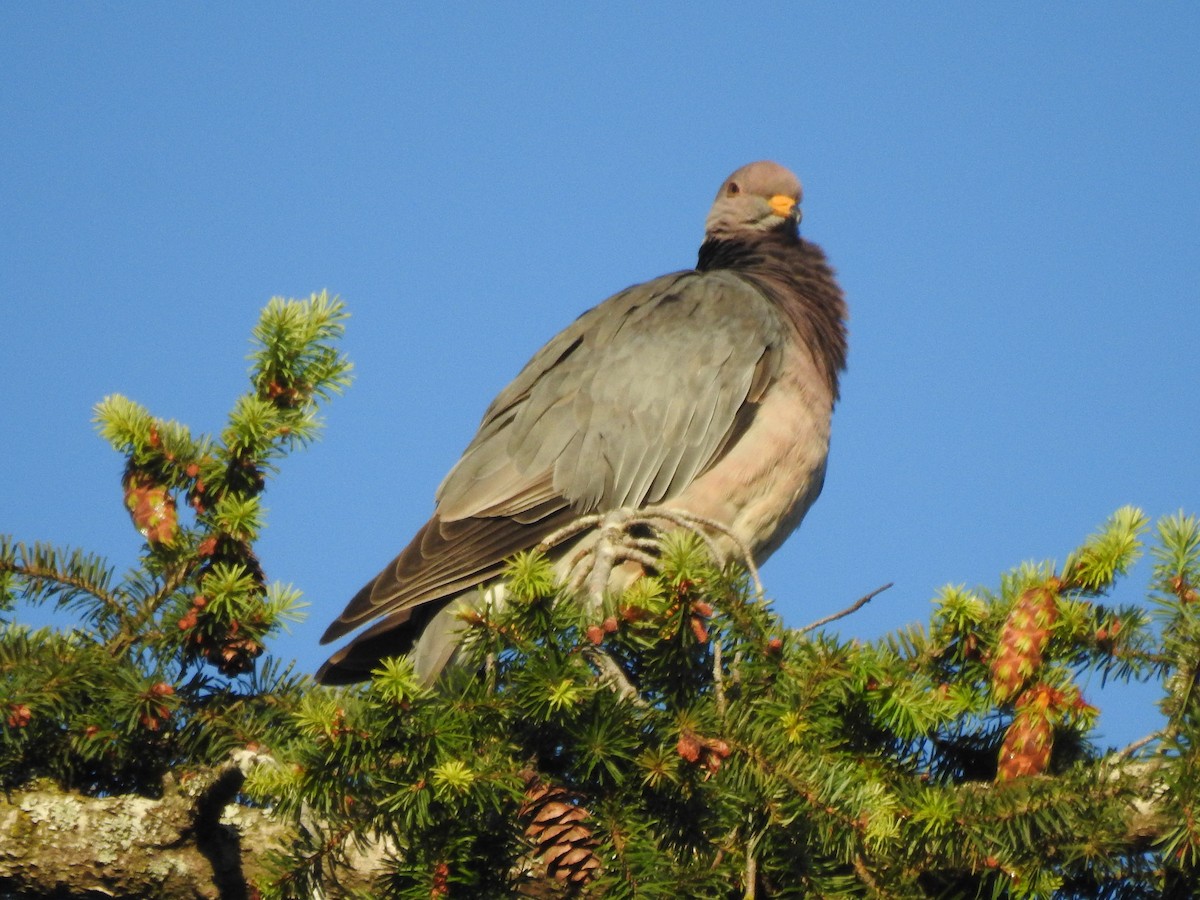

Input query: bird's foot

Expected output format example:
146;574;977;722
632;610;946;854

535;507;764;709
535;506;764;609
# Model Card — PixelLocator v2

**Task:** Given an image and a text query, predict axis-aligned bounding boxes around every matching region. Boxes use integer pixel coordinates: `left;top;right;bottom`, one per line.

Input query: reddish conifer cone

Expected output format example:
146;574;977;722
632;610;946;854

997;684;1057;781
990;584;1058;702
122;469;178;545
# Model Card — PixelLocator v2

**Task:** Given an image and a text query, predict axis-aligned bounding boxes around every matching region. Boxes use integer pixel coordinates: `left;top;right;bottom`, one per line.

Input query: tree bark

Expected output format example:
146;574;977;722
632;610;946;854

0;753;384;900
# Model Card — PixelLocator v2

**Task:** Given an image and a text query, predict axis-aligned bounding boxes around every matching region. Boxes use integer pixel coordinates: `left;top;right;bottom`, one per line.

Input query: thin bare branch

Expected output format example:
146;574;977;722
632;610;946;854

584;647;647;706
1116;731;1163;760
853;852;882;895
798;583;894;635
713;638;727;719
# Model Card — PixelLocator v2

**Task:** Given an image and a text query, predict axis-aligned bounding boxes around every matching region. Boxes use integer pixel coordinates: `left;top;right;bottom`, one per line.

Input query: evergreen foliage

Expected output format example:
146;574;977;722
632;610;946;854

3;296;1197;898
1;293;350;795
249;512;1192;898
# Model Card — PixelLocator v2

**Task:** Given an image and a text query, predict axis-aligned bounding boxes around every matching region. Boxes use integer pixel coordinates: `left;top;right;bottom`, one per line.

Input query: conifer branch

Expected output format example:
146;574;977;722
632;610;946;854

110;556;200;658
0;539;129;626
3;558;125;614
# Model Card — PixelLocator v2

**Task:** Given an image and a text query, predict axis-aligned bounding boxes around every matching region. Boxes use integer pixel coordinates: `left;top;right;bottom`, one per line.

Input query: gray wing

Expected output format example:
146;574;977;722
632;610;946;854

321;269;786;646
440;269;784;515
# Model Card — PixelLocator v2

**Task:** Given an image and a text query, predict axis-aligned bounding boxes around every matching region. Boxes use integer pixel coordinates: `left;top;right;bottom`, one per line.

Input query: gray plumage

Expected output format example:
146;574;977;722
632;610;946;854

317;161;847;685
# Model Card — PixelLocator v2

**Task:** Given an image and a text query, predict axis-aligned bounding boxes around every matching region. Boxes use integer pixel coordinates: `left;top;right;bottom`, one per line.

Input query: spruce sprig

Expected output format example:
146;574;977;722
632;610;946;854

1;293;348;794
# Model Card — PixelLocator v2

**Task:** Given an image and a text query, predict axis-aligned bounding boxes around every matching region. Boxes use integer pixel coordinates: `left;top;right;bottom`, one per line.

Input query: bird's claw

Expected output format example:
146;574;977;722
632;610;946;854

539;506;764;611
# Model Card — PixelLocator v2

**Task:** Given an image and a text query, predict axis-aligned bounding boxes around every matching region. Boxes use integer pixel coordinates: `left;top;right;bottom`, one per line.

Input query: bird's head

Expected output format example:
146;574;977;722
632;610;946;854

704;160;803;240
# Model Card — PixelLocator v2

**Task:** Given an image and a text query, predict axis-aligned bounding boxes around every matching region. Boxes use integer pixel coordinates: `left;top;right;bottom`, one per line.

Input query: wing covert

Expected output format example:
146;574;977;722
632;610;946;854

437;269;786;521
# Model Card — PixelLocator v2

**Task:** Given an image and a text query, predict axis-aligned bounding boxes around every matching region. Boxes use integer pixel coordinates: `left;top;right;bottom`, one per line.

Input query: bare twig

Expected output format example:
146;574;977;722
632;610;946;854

713;639;727;719
743;829;761;900
584;647;647;706
1117;731;1162;760
853;852;882;895
798;583;894;635
485;651;497;690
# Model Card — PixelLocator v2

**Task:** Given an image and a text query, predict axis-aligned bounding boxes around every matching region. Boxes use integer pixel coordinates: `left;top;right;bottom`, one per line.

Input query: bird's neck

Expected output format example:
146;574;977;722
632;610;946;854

695;230;799;272
696;231;848;402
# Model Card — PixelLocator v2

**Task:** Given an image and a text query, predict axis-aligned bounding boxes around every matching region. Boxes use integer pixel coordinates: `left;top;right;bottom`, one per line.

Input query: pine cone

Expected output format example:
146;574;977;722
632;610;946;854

519;771;601;889
990;584;1058;702
122;467;178;545
996;683;1059;781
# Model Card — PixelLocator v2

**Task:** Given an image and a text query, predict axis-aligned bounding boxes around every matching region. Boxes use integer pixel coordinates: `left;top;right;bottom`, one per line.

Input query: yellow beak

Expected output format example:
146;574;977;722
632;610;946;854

768;194;797;218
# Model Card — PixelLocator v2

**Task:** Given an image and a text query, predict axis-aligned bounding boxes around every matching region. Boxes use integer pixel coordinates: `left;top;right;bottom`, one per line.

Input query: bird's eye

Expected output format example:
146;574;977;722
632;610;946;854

726;182;740;196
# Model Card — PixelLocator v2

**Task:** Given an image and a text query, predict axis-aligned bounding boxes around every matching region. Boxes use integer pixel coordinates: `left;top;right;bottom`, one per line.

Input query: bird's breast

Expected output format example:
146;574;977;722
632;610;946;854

654;342;833;565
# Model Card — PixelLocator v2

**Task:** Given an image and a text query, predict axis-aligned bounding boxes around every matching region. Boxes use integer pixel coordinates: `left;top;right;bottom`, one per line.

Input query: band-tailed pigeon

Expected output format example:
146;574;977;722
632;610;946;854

317;161;847;685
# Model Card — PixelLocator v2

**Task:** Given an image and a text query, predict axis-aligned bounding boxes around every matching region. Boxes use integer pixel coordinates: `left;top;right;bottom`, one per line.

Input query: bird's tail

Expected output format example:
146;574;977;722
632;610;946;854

315;595;478;686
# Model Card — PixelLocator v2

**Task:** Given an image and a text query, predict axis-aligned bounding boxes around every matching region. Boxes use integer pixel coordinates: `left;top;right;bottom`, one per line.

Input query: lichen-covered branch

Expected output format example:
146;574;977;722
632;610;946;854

0;776;388;899
1;782;283;899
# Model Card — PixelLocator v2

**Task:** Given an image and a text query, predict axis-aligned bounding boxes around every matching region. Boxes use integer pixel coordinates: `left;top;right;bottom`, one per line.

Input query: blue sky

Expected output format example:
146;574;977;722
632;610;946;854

2;6;1197;749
